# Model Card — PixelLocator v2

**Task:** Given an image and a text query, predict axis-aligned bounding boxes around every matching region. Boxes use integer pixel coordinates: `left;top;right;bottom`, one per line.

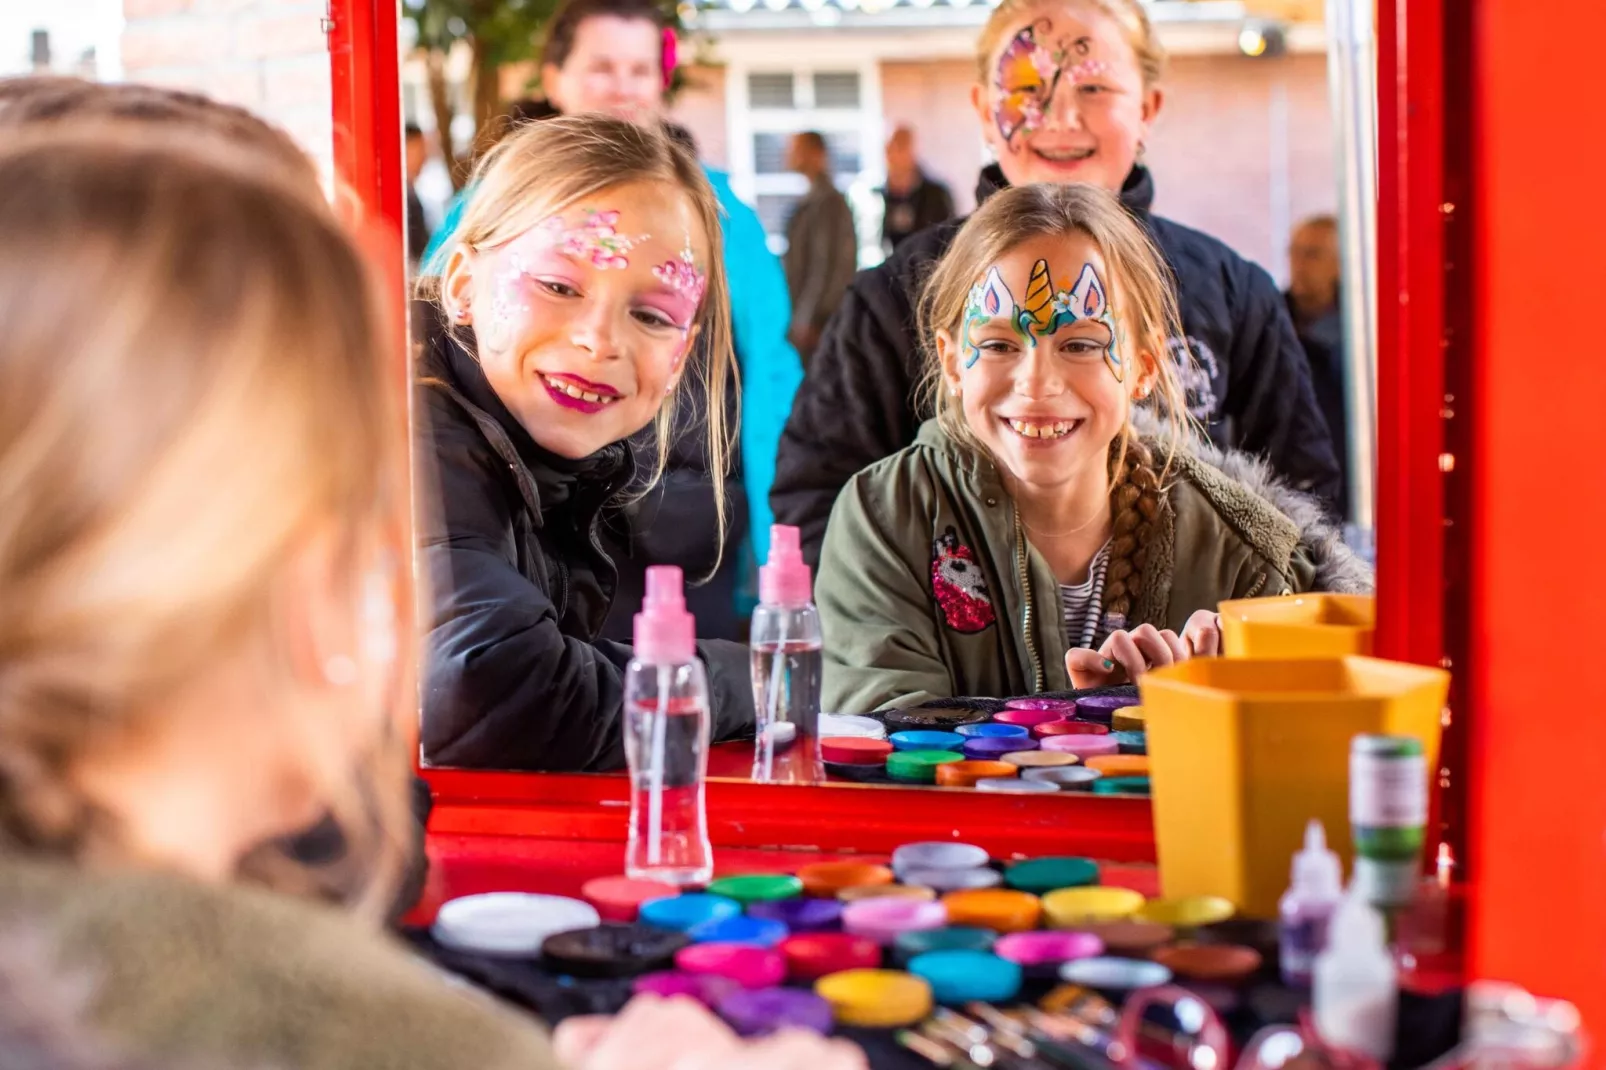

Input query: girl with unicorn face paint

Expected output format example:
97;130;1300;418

815;185;1373;715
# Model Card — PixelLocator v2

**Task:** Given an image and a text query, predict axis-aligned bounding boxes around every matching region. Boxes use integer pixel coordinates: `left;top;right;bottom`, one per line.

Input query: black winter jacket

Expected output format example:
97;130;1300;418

773;164;1342;567
416;325;756;771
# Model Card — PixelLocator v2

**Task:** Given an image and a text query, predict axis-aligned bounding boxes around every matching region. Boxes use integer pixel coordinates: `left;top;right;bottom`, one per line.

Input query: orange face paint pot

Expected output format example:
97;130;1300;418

1085;754;1151;778
941;889;1043;933
936;760;1018;788
798;861;895;897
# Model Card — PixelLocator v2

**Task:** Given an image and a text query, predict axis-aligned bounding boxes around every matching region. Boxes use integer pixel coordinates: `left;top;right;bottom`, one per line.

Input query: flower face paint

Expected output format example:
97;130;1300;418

993;20;1108;144
962;259;1122;381
651;244;708;308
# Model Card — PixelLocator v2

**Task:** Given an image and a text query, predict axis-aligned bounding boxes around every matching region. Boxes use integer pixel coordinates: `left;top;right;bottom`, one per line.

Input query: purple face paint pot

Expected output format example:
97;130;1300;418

747;897;843;933
717;987;835;1037
993;707;1064;728
841;896;949;945
956;722;1031;740
633;970;742;1006
1005;697;1080;714
993;930;1105;967
674;943;788;989
1074;694;1141;723
964;736;1039;760
1041;734;1120;759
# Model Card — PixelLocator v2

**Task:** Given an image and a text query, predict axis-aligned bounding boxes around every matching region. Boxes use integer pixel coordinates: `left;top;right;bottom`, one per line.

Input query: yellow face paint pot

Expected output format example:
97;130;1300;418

1085;755;1150;778
1135;895;1236;929
1002;751;1079;768
941;888;1043;933
1112;707;1147;732
837;883;938;903
1041;886;1147;927
815;969;934;1027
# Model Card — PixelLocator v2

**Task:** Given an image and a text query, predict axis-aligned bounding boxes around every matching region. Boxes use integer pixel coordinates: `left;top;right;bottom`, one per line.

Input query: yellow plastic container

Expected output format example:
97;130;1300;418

1140;656;1448;918
1218;594;1376;658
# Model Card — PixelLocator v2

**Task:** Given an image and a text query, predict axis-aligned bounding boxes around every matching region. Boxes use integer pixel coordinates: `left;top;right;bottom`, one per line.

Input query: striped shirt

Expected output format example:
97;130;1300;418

1061;541;1112;651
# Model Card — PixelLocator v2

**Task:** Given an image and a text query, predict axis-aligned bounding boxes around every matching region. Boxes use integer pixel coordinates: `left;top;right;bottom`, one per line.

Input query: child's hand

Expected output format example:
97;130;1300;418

554;995;867;1070
1181;609;1223;657
1066;623;1190;688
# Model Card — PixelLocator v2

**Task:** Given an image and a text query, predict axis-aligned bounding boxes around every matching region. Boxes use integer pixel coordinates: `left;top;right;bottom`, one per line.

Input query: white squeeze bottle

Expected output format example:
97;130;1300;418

1313;886;1398;1061
749;525;824;784
1279;819;1345;987
622;566;714;885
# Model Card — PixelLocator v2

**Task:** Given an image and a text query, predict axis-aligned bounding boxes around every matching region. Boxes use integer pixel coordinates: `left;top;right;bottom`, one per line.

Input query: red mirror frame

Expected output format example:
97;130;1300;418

328;0;1606;1033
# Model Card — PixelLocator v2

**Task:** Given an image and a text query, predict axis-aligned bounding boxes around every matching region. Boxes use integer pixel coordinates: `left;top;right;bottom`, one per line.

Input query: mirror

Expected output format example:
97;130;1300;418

400;0;1379;792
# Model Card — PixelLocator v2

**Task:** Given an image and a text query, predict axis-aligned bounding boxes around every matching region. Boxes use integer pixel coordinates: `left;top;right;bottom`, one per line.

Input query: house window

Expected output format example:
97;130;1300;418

731;66;881;262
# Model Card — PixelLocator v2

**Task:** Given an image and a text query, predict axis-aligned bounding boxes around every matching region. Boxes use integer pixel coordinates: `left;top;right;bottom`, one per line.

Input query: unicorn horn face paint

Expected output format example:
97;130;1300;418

948;232;1130;496
466;181;710;461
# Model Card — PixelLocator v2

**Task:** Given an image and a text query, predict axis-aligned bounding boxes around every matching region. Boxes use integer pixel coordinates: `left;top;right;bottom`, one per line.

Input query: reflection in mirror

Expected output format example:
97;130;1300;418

401;0;1378;792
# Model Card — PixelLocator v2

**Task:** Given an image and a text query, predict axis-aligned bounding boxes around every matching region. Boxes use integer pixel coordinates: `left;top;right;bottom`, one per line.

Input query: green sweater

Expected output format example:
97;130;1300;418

817;420;1372;714
0;852;556;1070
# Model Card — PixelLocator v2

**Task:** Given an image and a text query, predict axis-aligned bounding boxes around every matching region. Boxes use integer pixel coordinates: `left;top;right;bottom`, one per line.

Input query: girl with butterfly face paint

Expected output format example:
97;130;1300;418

813;185;1372;716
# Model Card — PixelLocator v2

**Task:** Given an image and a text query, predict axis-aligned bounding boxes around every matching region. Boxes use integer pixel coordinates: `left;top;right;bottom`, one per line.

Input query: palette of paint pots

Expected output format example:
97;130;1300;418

820;693;1152;795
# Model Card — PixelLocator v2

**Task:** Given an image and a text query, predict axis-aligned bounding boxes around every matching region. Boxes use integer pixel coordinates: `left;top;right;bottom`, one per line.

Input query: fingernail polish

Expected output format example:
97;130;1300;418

1103;659;1115;670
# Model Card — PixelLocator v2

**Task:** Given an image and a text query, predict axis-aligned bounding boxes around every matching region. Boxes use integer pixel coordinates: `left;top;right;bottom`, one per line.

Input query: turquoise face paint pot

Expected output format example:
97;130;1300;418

908;949;1023;1004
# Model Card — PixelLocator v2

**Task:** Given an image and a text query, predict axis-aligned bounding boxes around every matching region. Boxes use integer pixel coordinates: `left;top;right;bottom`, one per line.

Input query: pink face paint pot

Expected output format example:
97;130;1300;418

1005;697;1079;715
993;930;1105;968
633;970;742;1006
1035;720;1109;738
582;876;680;923
1040;734;1120;759
841;896;949;945
994;707;1064;728
1074;694;1141;723
674;942;788;989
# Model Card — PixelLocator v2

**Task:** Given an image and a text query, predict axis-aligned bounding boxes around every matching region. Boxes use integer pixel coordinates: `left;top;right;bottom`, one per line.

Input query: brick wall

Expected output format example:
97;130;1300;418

880;58;985;216
120;0;333;178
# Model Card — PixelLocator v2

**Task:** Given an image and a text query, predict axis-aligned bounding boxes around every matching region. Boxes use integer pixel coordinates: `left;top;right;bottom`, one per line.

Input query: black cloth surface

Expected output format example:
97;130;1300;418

773;164;1342;568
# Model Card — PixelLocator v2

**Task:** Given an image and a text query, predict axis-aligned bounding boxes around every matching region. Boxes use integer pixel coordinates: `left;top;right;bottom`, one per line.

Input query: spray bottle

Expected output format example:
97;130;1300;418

1313;887;1398;1061
623;566;713;885
749;525;824;784
1279;819;1345;987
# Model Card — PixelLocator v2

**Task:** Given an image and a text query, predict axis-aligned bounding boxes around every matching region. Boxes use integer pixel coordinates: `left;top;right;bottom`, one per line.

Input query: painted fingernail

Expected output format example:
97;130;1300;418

1102;659;1115;670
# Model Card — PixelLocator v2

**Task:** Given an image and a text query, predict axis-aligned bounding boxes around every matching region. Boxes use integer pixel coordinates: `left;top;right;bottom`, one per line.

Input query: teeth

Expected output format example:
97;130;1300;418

544;375;614;404
1036;148;1093;162
1009;419;1075;439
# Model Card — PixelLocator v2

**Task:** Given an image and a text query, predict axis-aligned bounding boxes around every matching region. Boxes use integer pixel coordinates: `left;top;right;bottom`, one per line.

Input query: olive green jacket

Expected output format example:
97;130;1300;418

818;420;1373;713
0;852;557;1070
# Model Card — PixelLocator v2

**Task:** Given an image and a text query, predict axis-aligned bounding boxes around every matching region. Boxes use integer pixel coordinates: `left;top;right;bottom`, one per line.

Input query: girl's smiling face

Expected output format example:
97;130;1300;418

446;181;709;460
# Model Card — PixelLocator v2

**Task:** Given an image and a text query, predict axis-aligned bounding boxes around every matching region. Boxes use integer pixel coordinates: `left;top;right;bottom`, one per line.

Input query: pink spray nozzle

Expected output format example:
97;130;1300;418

759;524;813;606
635;565;696;663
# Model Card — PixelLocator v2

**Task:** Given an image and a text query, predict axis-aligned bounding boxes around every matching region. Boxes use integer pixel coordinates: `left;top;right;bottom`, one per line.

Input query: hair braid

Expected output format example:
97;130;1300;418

1102;436;1162;627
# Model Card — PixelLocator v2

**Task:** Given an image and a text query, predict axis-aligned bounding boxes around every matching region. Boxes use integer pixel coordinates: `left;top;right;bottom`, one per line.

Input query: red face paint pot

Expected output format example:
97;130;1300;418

780;932;884;981
1040;734;1120;759
582;876;681;923
820;737;893;765
675;943;788;989
994;708;1064;728
1035;720;1109;739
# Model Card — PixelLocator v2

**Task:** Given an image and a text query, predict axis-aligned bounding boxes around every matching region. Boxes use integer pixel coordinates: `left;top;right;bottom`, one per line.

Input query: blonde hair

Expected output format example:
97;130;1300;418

975;0;1166;90
918;182;1192;624
0;124;411;917
437;115;736;564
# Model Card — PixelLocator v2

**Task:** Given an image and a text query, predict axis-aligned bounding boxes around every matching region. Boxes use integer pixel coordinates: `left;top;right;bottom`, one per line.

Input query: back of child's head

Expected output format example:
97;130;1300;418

444;114;735;546
0;124;408;909
919;181;1192;623
974;0;1165;88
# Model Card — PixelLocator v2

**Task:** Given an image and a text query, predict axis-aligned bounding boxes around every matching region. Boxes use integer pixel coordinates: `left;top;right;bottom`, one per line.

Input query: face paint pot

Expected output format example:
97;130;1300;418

818;714;887;740
887;749;965;782
956;722;1032;740
1112;707;1147;732
841;896;949;945
1113;730;1147;754
717;987;835;1037
815;969;933;1028
1041;886;1147;927
705;874;803;904
993;707;1065;728
994;930;1105;968
975;777;1059;793
940;889;1043;933
633;970;742;1006
797;861;894;898
883;706;993;732
1041;734;1120;759
581;877;680;923
674;943;788;989
1035;720;1107;739
1078;920;1176;958
780;932;884;981
820;738;893;765
901;866;1005;893
1151;943;1264;985
638;894;744;933
1004;856;1101;895
1022;766;1102;790
747;896;843;933
542;924;691;978
893;926;998;966
1074;694;1142;724
1005;697;1080;715
1086;754;1150;778
432;893;602;957
838;884;937;904
908;949;1024;1004
1092;776;1151;795
935;759;1018;788
1003;750;1078;769
1058;956;1174;992
965;736;1039;760
889;730;967;752
687;914;790;947
1135;896;1237;930
891;841;990;876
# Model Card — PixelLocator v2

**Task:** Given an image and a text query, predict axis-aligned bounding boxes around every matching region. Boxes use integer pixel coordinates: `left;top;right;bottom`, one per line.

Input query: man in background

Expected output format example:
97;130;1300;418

783;131;858;366
1287;214;1349;518
879;125;953;253
404;123;430;273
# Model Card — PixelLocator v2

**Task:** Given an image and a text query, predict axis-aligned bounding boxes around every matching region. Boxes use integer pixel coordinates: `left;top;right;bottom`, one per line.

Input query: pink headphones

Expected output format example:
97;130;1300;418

662;26;679;90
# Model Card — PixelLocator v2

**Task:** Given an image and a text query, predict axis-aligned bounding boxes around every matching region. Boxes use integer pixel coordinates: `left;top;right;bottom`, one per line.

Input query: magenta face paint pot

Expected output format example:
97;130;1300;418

633;970;742;1006
994;708;1064;728
674;943;787;989
993;930;1105;967
1040;734;1120;759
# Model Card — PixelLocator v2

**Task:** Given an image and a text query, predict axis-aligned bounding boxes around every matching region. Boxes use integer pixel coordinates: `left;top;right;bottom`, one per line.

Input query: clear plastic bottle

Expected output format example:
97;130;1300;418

623;566;713;885
1279;819;1344;987
1313;887;1398;1061
749;525;823;784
